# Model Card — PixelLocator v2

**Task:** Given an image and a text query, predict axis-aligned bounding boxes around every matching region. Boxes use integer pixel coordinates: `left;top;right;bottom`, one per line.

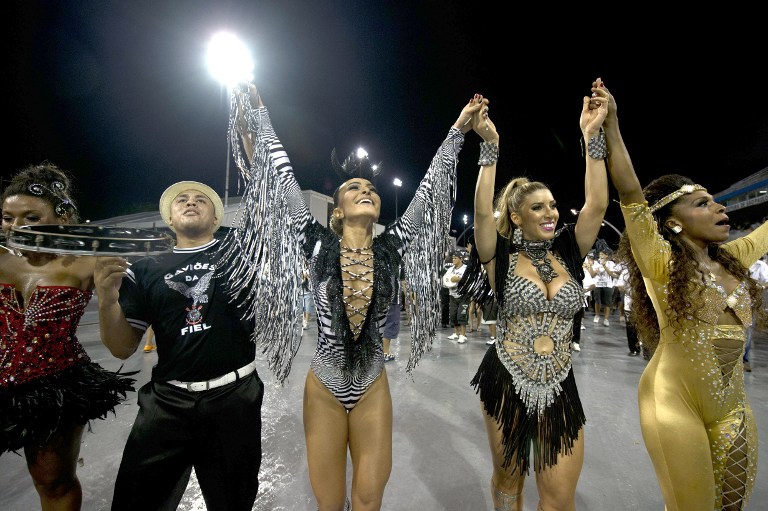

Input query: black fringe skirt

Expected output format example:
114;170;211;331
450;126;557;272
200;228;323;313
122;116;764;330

470;345;585;474
0;362;137;454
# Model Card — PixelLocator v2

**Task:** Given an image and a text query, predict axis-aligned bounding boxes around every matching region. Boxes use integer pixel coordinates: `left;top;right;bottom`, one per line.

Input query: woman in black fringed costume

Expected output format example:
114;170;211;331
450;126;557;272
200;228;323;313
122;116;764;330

466;86;610;510
0;163;136;510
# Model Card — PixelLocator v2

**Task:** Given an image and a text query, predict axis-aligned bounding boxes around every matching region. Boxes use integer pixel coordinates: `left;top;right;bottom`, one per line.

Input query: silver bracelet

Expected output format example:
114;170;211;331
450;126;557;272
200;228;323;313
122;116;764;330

478;142;499;166
586;130;607;160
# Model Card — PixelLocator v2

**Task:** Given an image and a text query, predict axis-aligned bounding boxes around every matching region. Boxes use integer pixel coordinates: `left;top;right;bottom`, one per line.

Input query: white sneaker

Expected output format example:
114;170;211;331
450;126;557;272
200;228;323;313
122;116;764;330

302;320;308;330
448;333;459;340
457;335;467;344
486;337;496;345
593;315;600;323
603;319;610;327
580;325;586;330
573;342;581;352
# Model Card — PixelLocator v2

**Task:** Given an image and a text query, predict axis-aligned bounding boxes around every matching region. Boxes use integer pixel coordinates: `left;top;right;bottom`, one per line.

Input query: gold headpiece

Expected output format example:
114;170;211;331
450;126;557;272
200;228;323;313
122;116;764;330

649;184;706;213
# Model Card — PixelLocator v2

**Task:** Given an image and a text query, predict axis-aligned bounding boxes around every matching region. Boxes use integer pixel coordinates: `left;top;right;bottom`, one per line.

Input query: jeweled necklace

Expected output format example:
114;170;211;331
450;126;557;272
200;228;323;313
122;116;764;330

339;240;374;338
515;238;558;283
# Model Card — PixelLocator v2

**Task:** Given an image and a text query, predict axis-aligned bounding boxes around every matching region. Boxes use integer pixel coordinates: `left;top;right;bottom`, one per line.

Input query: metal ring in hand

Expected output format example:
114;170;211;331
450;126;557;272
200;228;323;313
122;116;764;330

8;224;174;256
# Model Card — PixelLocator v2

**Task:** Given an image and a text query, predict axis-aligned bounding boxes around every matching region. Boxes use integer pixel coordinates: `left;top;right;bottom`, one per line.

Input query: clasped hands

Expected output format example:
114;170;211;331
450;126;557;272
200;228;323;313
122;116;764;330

465;94;498;144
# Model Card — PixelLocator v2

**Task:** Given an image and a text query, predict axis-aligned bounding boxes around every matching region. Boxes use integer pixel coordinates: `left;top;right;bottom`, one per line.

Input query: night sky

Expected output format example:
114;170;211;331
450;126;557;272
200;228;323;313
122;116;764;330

5;1;767;248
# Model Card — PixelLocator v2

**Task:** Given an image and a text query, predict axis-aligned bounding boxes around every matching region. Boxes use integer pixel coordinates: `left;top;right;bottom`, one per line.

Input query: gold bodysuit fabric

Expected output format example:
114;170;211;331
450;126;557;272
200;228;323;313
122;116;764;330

622;201;768;510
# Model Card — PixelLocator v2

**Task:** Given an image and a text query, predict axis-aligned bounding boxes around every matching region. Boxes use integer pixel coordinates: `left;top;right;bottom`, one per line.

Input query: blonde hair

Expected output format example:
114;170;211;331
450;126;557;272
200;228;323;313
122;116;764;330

494;177;549;238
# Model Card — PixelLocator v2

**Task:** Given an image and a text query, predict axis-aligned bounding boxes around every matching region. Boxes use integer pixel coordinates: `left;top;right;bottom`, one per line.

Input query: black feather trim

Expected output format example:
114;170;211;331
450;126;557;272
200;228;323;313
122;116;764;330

471;347;585;473
1;363;137;453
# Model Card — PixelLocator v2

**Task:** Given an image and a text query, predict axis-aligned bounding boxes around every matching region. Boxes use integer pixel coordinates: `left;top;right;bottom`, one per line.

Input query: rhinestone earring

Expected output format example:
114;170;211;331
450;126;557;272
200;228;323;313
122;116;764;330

671;225;682;234
512;227;523;244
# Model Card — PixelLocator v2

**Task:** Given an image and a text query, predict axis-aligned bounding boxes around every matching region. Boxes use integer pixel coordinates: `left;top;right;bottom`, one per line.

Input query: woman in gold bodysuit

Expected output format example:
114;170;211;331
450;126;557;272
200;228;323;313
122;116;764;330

597;77;767;510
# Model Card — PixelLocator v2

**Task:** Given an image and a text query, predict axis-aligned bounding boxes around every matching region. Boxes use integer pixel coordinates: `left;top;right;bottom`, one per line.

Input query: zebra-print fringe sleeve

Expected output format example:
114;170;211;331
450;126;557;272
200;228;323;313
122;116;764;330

218;89;312;385
399;127;464;373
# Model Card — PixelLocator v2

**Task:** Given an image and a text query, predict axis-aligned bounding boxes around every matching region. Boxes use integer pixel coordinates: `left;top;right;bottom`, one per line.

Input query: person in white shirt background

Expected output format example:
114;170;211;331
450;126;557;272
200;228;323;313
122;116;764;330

586;246;620;326
745;253;768;372
616;262;641;356
573;253;596;352
442;250;470;344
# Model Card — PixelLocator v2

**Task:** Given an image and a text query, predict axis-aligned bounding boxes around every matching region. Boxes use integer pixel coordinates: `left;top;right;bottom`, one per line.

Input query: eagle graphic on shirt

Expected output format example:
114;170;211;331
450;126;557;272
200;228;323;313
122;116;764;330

165;270;215;325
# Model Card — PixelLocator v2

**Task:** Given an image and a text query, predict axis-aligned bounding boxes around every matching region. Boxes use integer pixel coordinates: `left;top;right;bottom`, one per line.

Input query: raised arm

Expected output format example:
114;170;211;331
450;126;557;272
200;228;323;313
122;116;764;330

220;83;314;383
397;95;485;373
233;83;264;163
472;97;500;288
592;78;644;205
227;82;317;249
392;95;483;250
573;88;610;257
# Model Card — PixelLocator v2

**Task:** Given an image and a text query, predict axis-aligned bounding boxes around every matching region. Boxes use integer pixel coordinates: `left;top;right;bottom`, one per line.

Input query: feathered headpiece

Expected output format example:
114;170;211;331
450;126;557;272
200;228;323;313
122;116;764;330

331;147;383;182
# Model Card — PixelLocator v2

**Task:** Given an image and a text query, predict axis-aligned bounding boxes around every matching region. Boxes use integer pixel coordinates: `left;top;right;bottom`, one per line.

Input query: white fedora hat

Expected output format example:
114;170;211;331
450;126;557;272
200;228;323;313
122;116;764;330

159;181;224;233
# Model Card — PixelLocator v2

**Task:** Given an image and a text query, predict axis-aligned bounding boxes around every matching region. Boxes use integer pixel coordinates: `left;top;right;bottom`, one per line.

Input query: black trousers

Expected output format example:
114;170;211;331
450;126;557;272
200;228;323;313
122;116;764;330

111;372;264;511
572;307;584;342
440;288;450;326
624;310;640;353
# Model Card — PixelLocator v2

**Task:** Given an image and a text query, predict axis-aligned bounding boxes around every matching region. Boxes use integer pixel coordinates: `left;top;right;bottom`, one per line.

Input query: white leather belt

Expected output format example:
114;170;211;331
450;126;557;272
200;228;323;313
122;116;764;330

167;360;257;392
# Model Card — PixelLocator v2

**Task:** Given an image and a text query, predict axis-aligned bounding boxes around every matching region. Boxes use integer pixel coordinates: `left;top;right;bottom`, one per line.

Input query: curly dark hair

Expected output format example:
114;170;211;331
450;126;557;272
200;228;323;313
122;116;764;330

1;161;80;223
616;174;765;355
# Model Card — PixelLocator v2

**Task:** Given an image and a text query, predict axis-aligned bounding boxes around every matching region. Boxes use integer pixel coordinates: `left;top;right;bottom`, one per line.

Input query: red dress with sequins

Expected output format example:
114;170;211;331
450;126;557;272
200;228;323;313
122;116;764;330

0;285;136;453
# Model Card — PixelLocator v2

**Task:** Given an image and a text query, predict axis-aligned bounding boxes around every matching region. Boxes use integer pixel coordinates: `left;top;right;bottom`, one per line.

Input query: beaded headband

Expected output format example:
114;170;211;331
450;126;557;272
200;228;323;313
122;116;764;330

28;181;76;217
648;183;706;213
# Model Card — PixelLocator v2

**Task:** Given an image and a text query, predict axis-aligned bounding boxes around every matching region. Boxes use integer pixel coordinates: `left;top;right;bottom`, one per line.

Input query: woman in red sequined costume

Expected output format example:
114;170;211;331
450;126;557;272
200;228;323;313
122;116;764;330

0;162;135;510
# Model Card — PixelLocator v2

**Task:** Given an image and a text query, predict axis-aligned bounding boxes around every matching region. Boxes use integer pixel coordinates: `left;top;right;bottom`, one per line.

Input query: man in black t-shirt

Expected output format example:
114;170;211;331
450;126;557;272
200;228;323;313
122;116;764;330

94;181;263;511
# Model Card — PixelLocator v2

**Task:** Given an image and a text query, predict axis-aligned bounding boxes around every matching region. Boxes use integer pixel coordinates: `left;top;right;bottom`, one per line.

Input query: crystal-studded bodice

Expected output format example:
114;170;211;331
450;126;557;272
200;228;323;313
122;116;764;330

502;254;584;320
695;279;751;327
0;285;91;388
497;251;583;416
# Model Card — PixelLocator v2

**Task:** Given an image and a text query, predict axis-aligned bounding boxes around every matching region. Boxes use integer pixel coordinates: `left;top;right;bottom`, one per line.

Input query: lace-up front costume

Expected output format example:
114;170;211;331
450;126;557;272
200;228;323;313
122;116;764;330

470;225;586;473
622;202;768;510
0;285;135;452
221;99;461;410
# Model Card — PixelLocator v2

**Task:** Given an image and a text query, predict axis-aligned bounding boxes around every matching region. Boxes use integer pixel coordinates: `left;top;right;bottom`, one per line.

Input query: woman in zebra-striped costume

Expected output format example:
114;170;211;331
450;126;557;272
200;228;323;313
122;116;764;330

224;83;487;511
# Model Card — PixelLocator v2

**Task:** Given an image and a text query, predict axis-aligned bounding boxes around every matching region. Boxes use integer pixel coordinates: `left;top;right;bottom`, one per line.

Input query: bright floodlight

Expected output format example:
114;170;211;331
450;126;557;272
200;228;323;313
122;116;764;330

206;31;254;87
463;214;468;224
356;147;368;159
393;178;402;187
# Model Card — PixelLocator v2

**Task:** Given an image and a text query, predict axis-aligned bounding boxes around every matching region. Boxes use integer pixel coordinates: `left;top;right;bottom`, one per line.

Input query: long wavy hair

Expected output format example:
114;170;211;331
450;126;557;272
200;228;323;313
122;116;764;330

616;174;765;354
1;161;80;223
494;177;550;238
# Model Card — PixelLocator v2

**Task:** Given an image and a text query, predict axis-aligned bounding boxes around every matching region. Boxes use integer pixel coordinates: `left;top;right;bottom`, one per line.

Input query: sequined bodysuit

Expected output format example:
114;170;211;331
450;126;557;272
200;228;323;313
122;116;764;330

230;104;461;410
496;251;584;417
471;225;586;473
622;202;768;510
0;284;135;452
0;285;91;388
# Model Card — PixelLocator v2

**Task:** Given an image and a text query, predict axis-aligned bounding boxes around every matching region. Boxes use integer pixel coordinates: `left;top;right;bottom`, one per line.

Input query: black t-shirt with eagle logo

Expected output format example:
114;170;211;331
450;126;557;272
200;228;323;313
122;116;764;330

119;239;256;382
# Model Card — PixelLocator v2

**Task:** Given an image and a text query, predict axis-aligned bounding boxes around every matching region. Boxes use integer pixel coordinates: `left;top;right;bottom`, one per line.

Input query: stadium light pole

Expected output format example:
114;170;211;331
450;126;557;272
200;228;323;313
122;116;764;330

206;31;254;208
393;177;402;220
458;214;469;246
